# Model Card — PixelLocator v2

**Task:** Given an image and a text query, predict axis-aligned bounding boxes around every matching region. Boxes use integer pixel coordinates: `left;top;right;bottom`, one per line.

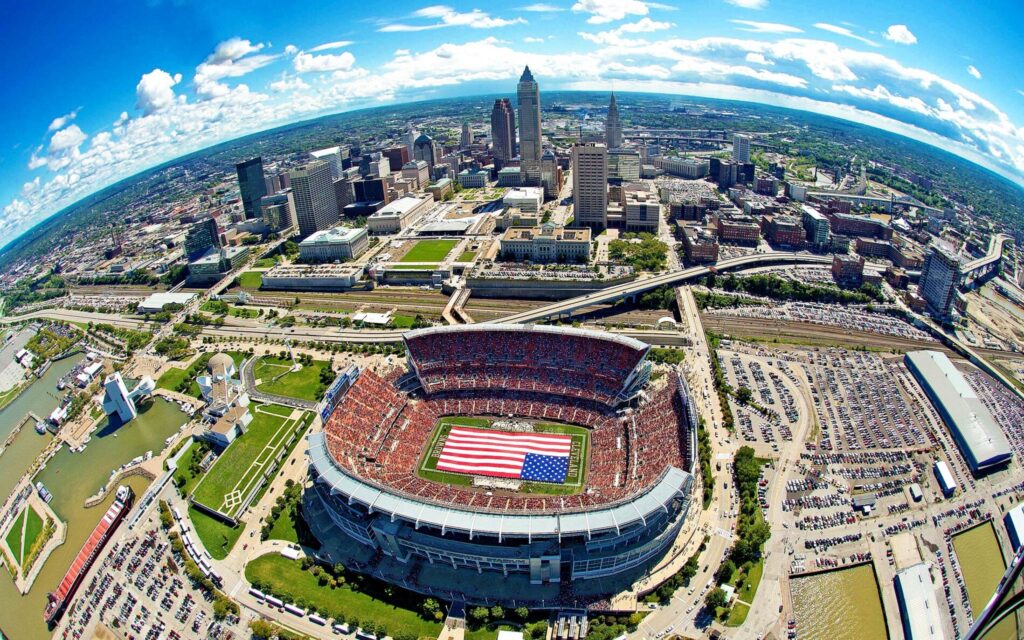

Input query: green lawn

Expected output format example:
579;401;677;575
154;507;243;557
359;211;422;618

201;300;260;318
254;257;280;268
391;314;416;329
388;264;439;270
466;624;521;640
254;356;329;401
192;406;310;519
399;239;457;262
245;554;442;638
725;602;750;627
236;271;263;289
4;505;43;565
418;417;589;495
265;509;300;543
189;505;243;560
457;251;477;262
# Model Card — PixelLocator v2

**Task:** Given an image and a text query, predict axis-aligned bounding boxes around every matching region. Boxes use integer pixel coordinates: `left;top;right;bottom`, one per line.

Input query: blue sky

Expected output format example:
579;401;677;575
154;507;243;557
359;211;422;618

2;0;1023;245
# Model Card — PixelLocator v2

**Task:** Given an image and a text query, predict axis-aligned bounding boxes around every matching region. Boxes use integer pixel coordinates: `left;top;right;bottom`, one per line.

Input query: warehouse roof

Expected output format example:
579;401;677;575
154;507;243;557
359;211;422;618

905;351;1012;473
894;563;944;640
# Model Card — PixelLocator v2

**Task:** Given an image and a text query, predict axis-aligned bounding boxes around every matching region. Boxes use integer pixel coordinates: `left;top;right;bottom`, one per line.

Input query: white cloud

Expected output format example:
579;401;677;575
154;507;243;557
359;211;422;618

379;6;526;31
135;69;182;115
579;17;672;45
723;0;767;9
294;51;357;73
883;24;916;45
309;40;354;52
520;3;563;10
967;65;982;79
814;23;879;47
730;19;801;34
269;76;310;92
616;17;672;33
47;109;80;132
523;36;546;43
571;0;649;24
48;125;87;153
745;52;772;65
284;44;299;56
193;38;279;98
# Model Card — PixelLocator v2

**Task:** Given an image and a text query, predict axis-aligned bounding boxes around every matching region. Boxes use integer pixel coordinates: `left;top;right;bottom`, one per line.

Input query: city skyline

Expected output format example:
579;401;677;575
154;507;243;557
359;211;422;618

2;0;1024;251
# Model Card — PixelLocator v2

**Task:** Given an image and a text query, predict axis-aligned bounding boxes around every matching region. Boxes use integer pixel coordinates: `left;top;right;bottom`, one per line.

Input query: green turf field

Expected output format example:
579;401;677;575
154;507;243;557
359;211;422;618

4;504;43;566
399;239;457;262
417;417;589;495
236;271;263;289
253;355;329;401
191;405;311;520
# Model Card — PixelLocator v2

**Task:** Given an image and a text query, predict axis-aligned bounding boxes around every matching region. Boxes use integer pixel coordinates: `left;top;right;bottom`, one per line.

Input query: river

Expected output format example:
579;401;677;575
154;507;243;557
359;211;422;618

0;356;79;505
0;396;187;640
953;521;1017;640
789;563;888;640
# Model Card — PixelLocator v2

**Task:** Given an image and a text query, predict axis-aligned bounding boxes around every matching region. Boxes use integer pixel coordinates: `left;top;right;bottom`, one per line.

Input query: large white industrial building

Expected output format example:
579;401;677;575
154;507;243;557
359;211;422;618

905;350;1012;474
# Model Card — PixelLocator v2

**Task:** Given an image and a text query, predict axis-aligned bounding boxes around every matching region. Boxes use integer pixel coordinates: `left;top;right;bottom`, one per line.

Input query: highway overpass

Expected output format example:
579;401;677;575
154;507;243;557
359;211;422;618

962;233;1013;288
486;252;834;325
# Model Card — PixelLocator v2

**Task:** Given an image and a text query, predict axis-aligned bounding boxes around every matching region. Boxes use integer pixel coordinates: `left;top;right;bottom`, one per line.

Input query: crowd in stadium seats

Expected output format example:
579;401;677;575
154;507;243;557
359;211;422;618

322;359;695;514
405;328;648;405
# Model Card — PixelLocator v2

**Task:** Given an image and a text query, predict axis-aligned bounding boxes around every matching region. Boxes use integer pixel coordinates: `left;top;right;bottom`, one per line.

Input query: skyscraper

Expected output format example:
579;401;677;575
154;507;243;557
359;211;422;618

288;161;338;238
572;144;608;230
413;133;437;171
517;66;542;184
383;145;411;173
236;157;267;220
606;92;622;149
490;98;516;170
185;216;221;259
919;245;963;317
310;146;346;180
460;122;472;149
732;134;751;164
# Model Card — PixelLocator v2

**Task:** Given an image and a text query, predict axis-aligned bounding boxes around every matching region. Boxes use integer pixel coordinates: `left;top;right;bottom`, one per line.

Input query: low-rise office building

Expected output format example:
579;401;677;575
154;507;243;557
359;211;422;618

367;195;434;234
188;246;250;284
500;223;591;263
625;191;661;232
458;167;489;188
678;224;720;263
261;264;365;290
503;187;544;214
298;227;370;262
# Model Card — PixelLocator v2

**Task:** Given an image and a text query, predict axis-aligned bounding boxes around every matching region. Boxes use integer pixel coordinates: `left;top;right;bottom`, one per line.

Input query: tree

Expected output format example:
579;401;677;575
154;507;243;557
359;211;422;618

735;386;753;404
469;606;490;624
490;605;504;620
514;606;530;620
705;587;729;612
715;559;736;585
422;598;441;618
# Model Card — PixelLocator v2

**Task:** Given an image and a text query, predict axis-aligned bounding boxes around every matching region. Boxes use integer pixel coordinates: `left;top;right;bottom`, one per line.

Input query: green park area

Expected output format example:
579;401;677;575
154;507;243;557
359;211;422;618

4;504;43;566
189;505;243;561
191;405;310;520
236;271;263;289
399;240;457;263
245;553;442;639
254;354;331;401
457;251;477;262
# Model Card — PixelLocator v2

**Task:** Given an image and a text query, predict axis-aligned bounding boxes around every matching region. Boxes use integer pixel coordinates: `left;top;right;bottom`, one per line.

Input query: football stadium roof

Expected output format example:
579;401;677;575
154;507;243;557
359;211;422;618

308;431;692;540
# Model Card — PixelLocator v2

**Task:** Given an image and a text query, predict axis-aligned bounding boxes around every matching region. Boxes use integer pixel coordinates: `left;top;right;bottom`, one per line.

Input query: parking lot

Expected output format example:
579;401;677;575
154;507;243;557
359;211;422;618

56;510;246;640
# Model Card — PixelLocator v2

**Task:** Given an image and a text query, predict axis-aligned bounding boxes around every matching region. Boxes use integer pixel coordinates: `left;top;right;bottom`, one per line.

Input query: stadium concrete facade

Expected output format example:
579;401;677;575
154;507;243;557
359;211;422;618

306;325;698;604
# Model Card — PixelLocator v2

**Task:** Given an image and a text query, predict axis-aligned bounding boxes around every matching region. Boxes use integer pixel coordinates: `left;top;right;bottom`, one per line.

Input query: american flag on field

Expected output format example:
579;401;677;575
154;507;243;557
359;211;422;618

436;426;572;484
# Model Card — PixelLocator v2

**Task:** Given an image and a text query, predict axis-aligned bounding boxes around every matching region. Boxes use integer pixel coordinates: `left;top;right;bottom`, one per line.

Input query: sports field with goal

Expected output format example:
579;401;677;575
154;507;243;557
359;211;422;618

191;404;312;520
418;417;589;496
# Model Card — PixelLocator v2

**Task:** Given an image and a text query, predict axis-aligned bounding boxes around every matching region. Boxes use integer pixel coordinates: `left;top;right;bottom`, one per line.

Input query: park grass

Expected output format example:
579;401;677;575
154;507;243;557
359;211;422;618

192;407;309;519
399;239;457;263
201;301;260;318
254;356;329;401
156;366;191;393
189;505;243;560
245;554;441;639
254;256;280;268
4;505;43;565
465;624;521;640
457;251;477;262
388;264;438;270
390;315;416;329
725;602;750;627
237;271;263;289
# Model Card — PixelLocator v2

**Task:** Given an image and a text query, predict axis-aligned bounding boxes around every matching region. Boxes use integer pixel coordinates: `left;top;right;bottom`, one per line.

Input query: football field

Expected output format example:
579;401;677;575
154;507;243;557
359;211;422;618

192;404;311;520
418;417;589;494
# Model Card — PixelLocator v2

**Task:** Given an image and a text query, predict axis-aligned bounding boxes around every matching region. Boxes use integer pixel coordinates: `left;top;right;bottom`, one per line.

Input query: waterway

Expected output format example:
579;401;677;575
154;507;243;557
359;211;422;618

0;356;79;502
789;563;888;640
0;397;186;640
952;521;1017;640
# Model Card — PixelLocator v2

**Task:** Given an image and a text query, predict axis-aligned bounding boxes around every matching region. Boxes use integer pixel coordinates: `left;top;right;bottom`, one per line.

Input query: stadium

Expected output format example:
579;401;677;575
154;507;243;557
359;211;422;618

306;324;698;605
